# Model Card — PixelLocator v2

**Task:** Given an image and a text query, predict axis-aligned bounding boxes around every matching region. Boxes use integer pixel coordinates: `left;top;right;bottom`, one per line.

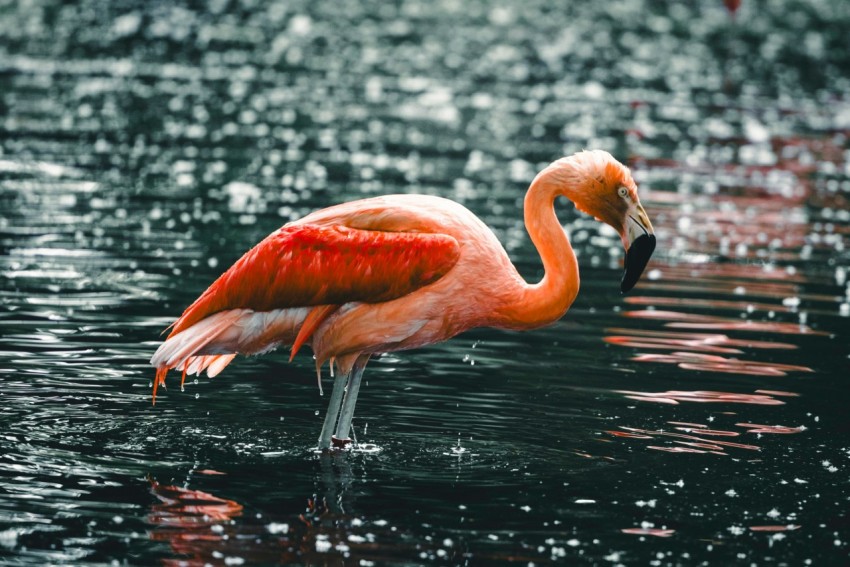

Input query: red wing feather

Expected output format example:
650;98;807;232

168;224;460;336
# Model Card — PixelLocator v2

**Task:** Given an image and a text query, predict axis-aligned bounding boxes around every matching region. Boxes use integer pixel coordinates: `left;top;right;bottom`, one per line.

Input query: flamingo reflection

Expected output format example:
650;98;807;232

615;389;798;405
621;527;676;537
148;465;356;565
148;475;357;565
604;413;805;457
604;328;798;354
147;455;460;565
148;479;262;566
624;309;829;336
628;352;812;377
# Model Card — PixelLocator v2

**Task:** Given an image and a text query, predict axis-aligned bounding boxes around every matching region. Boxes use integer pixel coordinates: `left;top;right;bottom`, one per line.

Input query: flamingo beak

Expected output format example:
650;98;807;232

620;202;656;293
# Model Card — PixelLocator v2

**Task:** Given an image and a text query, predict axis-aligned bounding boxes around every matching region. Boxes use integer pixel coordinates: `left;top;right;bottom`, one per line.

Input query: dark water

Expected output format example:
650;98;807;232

2;0;850;564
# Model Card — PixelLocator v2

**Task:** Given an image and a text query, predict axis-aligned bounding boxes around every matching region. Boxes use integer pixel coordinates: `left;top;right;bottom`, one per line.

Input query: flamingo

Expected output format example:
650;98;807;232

150;150;656;449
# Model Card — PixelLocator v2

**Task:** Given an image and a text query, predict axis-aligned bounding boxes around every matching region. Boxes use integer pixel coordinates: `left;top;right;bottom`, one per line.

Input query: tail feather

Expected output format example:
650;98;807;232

184;355;208;376
151;311;243;366
150;310;245;404
207;354;236;378
150;307;312;404
179;353;235;378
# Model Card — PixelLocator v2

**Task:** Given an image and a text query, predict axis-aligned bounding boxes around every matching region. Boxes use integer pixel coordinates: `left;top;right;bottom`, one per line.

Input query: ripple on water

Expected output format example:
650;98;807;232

1;0;850;564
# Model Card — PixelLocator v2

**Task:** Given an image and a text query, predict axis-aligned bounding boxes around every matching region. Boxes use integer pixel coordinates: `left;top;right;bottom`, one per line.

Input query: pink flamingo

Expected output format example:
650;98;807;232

150;150;656;449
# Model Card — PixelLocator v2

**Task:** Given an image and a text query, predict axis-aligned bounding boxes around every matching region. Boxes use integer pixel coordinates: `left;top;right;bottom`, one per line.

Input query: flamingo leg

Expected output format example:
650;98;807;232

334;354;370;444
318;371;348;450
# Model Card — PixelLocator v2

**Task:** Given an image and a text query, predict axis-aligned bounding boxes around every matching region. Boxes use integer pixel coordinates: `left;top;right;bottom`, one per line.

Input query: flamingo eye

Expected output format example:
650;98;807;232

617;186;628;198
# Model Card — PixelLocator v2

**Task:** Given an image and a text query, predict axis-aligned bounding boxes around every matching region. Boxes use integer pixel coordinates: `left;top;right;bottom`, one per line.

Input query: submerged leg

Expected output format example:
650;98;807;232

317;370;348;450
333;354;371;446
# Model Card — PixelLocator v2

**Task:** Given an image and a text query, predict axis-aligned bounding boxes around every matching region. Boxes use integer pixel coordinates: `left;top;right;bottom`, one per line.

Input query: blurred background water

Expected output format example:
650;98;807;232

1;0;850;564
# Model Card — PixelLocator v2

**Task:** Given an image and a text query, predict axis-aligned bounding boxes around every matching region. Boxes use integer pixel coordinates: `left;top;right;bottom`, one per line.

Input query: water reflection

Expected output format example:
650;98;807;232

621;527;676;538
623;309;829;335
615;389;796;405
2;0;850;563
147;455;465;565
605;328;798;354
749;525;801;532
629;352;812;376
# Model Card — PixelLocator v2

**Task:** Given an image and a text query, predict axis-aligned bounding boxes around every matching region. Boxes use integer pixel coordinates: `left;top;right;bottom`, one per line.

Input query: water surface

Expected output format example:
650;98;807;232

2;0;850;564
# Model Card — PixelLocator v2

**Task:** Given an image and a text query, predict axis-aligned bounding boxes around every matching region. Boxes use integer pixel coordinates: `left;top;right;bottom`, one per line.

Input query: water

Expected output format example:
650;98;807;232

2;0;849;564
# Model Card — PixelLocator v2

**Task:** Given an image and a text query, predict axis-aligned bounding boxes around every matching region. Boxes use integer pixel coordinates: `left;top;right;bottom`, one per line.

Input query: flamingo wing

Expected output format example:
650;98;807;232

167;223;461;337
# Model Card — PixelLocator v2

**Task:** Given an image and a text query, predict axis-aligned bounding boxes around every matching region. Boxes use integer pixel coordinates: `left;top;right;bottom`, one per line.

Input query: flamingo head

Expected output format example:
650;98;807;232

556;150;656;292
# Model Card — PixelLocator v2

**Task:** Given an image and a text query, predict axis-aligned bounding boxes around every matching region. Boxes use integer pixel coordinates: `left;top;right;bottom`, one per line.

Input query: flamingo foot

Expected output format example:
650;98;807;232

331;436;352;448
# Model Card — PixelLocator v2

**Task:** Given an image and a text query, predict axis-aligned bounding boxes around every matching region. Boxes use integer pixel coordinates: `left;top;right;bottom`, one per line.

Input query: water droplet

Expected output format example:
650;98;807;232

315;410;320;416
195;393;200;399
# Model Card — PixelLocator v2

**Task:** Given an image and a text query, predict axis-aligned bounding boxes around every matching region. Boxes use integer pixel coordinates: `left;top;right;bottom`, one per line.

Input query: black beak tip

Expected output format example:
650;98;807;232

621;234;656;293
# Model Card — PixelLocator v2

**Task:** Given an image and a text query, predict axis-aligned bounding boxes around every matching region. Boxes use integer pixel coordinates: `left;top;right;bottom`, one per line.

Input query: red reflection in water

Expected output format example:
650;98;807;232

736;423;806;434
617;426;761;452
625;296;798;313
624;310;828;336
754;389;799;397
617;389;794;405
629;351;812;376
148;480;281;566
147;477;465;565
673;428;739;437
621;527;676;537
605;328;797;354
606;401;808;456
607;431;654;439
750;525;802;532
674;440;726;451
149;480;243;526
607;335;739;354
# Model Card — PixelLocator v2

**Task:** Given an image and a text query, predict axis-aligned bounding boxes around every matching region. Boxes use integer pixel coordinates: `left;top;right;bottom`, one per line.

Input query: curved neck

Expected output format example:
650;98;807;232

495;167;580;330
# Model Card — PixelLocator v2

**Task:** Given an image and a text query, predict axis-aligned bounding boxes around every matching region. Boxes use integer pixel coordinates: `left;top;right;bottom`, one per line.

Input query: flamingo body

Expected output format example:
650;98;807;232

168;218;462;336
150;150;656;447
152;195;523;396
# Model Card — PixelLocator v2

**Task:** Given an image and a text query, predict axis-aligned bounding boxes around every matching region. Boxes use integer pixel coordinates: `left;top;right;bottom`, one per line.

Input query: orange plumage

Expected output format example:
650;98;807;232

168;224;460;337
